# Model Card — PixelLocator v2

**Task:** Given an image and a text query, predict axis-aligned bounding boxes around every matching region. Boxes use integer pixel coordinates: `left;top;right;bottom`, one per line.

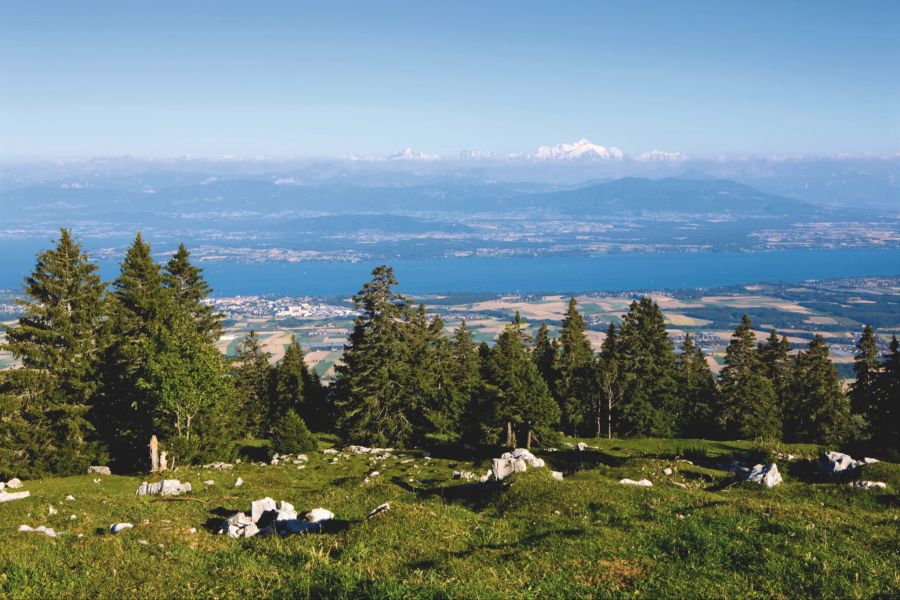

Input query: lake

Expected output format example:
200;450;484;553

2;242;895;296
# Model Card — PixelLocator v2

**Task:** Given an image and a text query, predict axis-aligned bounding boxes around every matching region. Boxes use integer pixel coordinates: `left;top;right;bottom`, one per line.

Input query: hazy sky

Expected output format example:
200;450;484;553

1;1;898;159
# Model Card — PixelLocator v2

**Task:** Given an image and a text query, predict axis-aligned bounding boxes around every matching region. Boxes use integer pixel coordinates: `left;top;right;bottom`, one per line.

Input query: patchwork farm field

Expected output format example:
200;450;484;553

0;437;896;599
210;277;899;381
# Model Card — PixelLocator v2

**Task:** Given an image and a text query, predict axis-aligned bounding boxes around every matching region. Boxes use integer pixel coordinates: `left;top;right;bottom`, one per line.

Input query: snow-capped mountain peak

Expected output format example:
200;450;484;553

389;147;441;161
634;150;688;161
532;139;624;160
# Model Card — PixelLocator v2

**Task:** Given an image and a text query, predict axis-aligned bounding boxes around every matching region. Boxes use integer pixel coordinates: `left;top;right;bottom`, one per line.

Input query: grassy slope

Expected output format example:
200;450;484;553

0;437;897;599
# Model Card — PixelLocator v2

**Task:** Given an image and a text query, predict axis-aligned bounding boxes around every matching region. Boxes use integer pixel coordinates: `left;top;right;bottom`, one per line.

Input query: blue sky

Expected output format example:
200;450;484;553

1;1;898;159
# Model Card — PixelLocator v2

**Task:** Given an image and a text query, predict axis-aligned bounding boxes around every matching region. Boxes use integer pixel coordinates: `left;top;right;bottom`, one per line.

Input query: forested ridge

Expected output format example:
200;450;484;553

1;230;897;477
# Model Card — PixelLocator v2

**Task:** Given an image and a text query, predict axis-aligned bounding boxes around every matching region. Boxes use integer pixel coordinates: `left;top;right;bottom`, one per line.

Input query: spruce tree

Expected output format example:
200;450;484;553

486;318;560;448
717;315;781;440
759;329;792;417
850;325;880;421
675;333;717;437
95;232;170;469
272;337;306;431
556;298;596;436
234;330;273;438
533;323;558;393
871;335;898;452
785;335;850;445
2;229;107;475
595;323;623;438
615;298;679;437
333;265;419;448
162;244;222;339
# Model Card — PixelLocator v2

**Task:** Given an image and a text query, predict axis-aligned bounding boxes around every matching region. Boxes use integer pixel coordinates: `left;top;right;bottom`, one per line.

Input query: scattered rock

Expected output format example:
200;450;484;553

551;471;564;481
87;466;111;476
202;462;234;470
746;463;782;488
453;470;476;481
219;499;334;538
851;480;887;490
92;478;102;484
863;457;880;465
306;508;334;523
251;497;277;523
322;448;339;455
69;514;77;521
819;451;864;478
234;477;244;488
110;523;133;534
65;495;75;501
0;482;4;491
367;502;390;518
48;505;57;515
663;468;673;476
6;478;23;489
0;490;30;503
135;479;192;497
203;480;215;487
19;524;56;538
619;478;653;487
490;448;549;481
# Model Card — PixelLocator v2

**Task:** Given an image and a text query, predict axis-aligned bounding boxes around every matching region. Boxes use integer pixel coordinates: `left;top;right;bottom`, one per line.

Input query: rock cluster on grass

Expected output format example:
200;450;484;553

218;497;334;538
19;524;56;538
135;479;192;497
202;462;234;470
851;480;887;490
488;448;563;482
746;463;782;488
819;451;879;479
87;466;111;476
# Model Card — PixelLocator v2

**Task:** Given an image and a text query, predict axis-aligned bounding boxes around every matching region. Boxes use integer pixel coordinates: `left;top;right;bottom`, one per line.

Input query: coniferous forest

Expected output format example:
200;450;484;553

1;230;897;478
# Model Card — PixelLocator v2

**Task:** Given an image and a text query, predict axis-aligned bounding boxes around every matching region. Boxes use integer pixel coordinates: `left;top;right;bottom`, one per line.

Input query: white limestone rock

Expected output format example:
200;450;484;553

453;470;476;481
0;490;30;503
619;478;653;487
367;502;390;518
306;508;334;523
87;466;111;476
747;463;782;488
6;478;23;489
663;468;673;476
551;471;564;481
251;497;277;523
135;479;192;497
820;451;864;478
234;477;243;488
202;462;234;470
19;524;56;538
110;523;133;534
851;480;887;490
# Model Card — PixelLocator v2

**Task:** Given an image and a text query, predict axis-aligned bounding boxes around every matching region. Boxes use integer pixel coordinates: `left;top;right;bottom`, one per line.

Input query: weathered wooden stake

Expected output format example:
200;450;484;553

150;435;159;473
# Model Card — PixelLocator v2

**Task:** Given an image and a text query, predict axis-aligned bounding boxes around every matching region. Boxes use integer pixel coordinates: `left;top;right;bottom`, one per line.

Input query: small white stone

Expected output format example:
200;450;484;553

65;495;75;501
110;523;133;534
48;505;57;515
6;478;23;489
306;508;334;523
619;478;653;487
234;477;243;488
663;468;673;476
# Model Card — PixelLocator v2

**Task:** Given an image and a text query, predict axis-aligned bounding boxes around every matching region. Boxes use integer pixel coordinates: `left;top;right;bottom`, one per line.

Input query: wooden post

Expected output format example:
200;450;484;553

159;451;168;473
150;435;159;473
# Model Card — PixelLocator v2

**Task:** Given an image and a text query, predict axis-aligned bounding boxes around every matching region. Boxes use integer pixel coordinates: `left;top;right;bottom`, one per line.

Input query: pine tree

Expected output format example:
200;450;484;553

234;330;272;438
555;298;596;436
95;232;170;469
615;298;679;437
2;229;107;475
486;318;560;448
675;333;717;437
272;337;306;432
533;324;558;393
785;335;850;445
871;335;898;452
333;265;419;448
850;325;880;421
162;244;222;339
718;315;781;440
759;329;793;417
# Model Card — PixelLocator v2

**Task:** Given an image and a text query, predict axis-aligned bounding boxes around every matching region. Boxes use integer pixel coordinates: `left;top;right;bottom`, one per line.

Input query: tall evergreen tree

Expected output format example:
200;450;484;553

95;233;170;469
234;330;272;438
533;324;558;393
272;337;306;430
555;298;596;435
785;335;850;445
675;333;717;437
871;335;898;452
486;318;560;448
850;325;880;421
1;229;107;474
615;298;679;437
759;329;793;418
333;266;420;448
717;315;781;440
595;323;623;438
162;244;222;339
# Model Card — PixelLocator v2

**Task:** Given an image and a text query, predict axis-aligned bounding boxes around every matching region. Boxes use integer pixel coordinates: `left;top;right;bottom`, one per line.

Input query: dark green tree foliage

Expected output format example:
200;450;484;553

675;333;717;437
334;266;421;448
850;325;880;420
615;298;679;437
871;336;899;452
162;244;222;339
717;315;781;440
759;329;793;416
301;364;329;433
137;311;239;464
449;321;483;439
96;233;170;468
2;229;107;475
484;317;560;448
272;337;306;431
785;335;851;445
415;314;468;437
532;324;558;397
234;330;273;438
271;409;318;453
555;298;596;435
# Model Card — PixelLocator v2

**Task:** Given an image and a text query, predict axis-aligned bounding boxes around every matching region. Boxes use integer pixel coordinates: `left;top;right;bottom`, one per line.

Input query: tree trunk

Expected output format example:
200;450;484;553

607;396;612;440
149;435;159;473
506;421;516;448
526;429;533;449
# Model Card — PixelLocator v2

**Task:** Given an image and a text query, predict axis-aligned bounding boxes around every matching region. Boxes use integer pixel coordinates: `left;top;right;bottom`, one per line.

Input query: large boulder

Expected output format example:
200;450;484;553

491;458;528;481
819;451;867;479
87;466;111;476
747;463;782;488
136;479;192;497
